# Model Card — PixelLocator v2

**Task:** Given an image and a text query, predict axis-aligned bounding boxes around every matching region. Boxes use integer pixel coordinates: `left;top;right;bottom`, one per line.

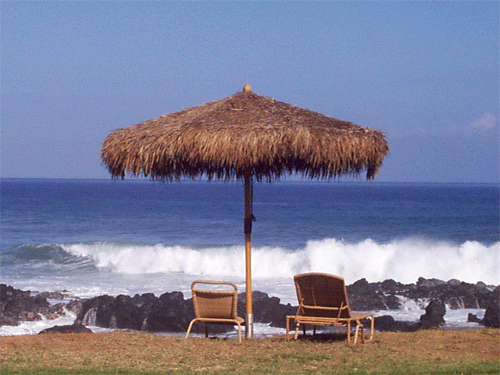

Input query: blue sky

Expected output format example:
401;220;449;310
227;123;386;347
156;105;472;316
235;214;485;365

1;1;498;183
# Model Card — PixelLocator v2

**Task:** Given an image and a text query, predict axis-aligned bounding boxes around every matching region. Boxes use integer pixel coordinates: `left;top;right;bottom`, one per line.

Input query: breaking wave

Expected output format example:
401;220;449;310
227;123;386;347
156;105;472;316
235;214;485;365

48;238;500;285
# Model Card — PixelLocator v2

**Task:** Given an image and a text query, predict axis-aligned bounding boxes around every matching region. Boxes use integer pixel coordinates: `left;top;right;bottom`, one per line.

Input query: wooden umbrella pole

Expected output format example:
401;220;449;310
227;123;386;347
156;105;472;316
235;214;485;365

244;171;253;338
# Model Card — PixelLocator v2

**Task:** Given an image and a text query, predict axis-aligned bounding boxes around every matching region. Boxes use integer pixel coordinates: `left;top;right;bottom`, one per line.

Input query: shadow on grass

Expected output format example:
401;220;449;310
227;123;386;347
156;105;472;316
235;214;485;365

292;330;354;343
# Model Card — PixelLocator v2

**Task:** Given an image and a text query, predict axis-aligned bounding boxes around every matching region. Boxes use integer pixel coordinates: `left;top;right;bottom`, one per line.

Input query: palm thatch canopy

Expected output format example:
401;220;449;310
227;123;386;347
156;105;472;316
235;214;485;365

100;86;388;181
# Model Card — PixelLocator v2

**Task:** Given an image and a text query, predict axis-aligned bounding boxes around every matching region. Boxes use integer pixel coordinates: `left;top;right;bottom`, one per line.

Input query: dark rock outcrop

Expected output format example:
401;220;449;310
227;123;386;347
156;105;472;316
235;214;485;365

238;291;297;328
467;286;499;328
0;284;68;325
416;299;446;329
481;301;500;328
75;291;197;333
348;278;401;310
74;290;295;333
372;299;446;332
39;324;93;334
2;278;499;332
346;277;497;312
146;291;194;332
372;315;413;332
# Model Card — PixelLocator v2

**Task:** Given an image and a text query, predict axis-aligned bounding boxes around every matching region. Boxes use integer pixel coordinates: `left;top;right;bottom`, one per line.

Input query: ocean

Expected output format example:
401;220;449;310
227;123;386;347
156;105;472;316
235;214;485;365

1;178;499;336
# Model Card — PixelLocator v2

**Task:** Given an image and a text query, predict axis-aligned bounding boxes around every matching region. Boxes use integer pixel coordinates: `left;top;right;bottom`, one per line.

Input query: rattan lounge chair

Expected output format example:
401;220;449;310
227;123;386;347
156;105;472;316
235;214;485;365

286;273;375;344
184;280;245;343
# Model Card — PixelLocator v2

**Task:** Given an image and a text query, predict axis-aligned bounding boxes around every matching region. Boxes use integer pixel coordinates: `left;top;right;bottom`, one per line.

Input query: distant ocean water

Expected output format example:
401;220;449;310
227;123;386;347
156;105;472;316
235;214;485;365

1;178;498;335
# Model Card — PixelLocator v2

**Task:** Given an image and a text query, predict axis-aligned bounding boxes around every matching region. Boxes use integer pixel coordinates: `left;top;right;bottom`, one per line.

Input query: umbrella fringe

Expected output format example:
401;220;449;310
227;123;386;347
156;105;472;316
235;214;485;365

100;90;389;181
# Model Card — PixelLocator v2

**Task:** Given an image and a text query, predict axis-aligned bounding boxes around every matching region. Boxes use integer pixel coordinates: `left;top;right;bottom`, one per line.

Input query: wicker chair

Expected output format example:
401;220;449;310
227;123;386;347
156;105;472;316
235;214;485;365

286;273;375;344
184;280;245;343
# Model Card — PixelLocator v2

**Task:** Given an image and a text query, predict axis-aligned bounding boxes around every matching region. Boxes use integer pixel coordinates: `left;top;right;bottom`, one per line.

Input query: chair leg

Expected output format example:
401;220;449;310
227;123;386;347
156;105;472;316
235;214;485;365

286;316;291;342
353;324;360;345
205;323;208;338
184;319;196;340
236;323;242;343
294;323;300;340
347;321;351;344
367;316;374;342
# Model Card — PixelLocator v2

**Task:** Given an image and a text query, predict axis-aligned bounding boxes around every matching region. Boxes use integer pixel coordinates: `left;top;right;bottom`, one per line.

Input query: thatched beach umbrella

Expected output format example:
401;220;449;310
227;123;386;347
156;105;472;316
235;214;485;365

100;84;389;338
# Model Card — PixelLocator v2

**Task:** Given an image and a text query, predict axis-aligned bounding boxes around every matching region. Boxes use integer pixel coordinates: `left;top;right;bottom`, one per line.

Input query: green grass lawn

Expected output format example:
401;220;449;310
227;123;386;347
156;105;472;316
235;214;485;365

1;329;498;374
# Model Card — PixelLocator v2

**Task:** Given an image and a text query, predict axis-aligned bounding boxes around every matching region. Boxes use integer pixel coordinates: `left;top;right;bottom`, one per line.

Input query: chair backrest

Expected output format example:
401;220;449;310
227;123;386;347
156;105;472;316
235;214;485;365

294;273;351;318
191;281;239;319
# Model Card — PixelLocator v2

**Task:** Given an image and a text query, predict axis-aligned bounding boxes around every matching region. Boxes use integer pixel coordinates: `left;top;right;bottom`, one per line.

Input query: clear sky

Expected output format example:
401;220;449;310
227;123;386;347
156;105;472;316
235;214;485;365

1;1;499;183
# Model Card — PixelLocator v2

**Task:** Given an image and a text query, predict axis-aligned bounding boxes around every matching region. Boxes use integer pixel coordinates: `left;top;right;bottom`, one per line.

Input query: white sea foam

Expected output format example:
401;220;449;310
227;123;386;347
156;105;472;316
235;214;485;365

61;238;500;285
0;310;77;336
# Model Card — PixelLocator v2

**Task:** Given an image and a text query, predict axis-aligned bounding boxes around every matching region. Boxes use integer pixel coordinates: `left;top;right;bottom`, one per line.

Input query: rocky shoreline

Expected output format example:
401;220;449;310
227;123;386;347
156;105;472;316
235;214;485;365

1;278;498;334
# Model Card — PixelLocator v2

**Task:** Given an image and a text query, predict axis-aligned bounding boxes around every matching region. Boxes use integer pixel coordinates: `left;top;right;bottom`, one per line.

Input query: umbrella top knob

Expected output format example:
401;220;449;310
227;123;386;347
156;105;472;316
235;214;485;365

243;84;251;92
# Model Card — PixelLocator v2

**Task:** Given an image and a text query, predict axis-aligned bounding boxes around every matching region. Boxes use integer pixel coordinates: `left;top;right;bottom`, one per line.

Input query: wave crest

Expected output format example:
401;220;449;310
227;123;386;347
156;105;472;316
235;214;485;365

58;238;500;285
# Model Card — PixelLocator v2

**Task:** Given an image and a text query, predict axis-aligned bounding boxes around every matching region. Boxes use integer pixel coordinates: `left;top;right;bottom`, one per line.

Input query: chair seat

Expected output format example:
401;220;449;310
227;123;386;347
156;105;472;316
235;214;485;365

193;316;245;325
